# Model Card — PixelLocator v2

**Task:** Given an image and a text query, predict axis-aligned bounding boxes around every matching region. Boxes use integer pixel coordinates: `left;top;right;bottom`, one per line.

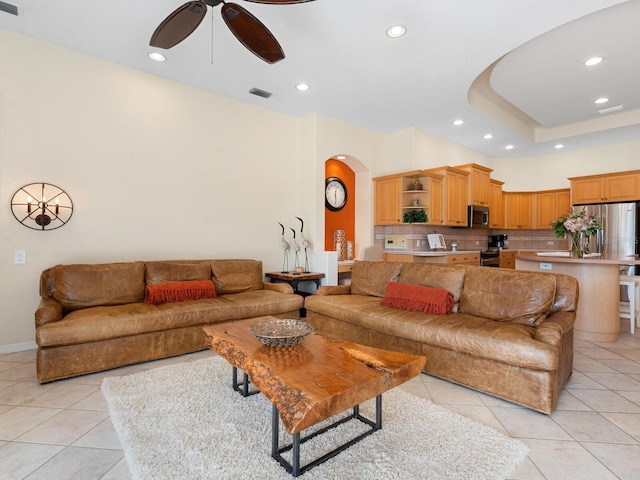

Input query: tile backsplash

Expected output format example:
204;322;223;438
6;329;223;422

374;225;568;252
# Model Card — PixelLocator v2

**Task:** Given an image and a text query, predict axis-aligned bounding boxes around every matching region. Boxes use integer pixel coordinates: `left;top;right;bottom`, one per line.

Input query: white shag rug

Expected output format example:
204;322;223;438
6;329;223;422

102;355;528;480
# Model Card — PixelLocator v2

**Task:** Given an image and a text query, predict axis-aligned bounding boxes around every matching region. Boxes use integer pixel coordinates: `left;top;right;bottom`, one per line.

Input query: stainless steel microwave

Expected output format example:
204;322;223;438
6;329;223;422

468;205;489;228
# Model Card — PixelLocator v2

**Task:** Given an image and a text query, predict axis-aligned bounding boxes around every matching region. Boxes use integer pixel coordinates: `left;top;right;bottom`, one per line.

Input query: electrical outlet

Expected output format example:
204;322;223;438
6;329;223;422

547;241;554;245
14;250;26;264
540;263;552;270
475;241;479;245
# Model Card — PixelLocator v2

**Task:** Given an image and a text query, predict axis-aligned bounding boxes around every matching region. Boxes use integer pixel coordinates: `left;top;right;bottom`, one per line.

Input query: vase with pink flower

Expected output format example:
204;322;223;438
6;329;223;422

552;208;602;258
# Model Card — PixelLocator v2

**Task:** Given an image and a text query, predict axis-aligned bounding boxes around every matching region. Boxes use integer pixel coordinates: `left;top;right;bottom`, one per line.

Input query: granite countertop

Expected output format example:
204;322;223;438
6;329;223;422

383;250;481;256
516;252;640;265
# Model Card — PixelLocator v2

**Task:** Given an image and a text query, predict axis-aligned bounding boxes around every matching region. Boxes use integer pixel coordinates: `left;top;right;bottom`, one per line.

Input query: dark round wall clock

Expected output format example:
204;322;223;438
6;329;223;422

325;177;347;211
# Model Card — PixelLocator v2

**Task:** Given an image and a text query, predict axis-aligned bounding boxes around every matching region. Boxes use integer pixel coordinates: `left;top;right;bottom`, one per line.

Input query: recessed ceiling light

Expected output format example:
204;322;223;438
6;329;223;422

452;119;464;126
504;144;515;150
554;144;565;149
584;56;603;66
594;97;609;104
336;155;346;160
483;134;493;140
295;83;310;91
148;52;166;62
386;25;406;38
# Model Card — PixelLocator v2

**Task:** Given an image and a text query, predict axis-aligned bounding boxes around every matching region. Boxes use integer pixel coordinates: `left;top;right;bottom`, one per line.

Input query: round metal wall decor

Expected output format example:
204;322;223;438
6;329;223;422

10;183;74;231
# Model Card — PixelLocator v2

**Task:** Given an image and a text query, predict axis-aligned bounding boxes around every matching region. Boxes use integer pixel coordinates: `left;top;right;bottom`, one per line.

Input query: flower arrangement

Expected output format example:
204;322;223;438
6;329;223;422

552;208;602;238
552;208;602;257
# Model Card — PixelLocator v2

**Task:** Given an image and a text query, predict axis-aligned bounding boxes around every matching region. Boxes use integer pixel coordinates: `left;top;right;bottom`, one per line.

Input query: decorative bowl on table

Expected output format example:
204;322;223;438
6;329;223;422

249;318;313;347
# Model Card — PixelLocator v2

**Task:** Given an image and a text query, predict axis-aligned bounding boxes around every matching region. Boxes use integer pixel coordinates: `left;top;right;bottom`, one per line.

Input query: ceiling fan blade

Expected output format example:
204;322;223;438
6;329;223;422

243;0;315;4
221;3;285;64
150;1;208;49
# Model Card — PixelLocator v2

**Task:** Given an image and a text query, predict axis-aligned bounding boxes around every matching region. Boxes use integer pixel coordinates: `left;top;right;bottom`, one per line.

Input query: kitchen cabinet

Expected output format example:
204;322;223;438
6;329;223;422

489;179;504;228
535;189;570;229
384;253;413;263
505;192;533;229
569;170;640;204
425;167;469;226
411;253;481;266
456;163;492;207
499;251;516;269
374;176;402;224
373;171;444;225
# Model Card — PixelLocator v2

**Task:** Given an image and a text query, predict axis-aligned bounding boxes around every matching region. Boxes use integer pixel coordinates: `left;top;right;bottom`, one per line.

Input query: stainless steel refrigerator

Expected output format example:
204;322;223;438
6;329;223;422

575;202;640;282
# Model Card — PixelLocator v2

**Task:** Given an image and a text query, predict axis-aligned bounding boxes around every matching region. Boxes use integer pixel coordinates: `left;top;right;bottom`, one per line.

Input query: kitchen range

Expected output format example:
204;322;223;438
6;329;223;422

480;234;508;267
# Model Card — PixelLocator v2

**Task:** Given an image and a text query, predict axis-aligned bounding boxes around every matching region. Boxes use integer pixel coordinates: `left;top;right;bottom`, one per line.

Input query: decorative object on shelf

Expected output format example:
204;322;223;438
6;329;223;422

346;241;354;260
290;227;301;272
402;209;428;224
278;222;290;273
552;207;603;258
334;229;346;261
11;183;73;231
409;178;423;191
325;176;347;211
295;216;311;272
249;318;313;347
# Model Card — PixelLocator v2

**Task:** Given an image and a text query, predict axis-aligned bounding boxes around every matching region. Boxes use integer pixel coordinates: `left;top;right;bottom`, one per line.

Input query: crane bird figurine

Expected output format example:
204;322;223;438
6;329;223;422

290;227;302;273
278;222;290;273
296;216;312;272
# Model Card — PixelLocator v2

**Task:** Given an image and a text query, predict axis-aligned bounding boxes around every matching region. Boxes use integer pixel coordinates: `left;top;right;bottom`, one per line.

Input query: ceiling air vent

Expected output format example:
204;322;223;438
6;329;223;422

249;87;272;99
598;104;625;115
0;1;18;16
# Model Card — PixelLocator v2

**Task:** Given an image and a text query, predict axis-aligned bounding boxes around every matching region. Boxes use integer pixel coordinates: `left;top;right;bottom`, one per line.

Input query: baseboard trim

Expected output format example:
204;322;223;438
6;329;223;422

0;341;37;354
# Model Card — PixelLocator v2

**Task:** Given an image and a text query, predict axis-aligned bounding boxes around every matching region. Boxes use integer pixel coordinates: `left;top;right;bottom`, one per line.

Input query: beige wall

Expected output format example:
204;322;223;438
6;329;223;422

492;140;640;191
2;29;639;350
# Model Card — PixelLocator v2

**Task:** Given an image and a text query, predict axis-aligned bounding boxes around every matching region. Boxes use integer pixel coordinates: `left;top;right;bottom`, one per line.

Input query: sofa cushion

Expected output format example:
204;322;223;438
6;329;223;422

460;268;556;327
398;263;467;304
145;280;217;305
350;261;403;297
211;259;263;294
53;262;146;312
145;260;212;285
381;282;454;314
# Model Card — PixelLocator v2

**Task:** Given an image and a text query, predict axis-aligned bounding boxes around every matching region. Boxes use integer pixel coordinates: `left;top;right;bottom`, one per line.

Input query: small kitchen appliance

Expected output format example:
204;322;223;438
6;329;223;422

488;234;508;250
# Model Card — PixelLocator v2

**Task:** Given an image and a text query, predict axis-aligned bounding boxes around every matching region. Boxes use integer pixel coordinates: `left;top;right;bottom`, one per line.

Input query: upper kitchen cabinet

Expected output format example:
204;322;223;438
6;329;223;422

535;189;570;229
569;170;640;205
425;167;469;226
505;192;533;229
489;179;505;229
373;175;402;224
373;170;444;225
456;163;492;207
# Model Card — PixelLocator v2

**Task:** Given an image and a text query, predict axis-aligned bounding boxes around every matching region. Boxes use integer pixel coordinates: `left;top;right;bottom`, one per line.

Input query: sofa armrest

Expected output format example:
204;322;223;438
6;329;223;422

316;285;352;296
262;282;294;294
534;311;575;347
35;298;63;328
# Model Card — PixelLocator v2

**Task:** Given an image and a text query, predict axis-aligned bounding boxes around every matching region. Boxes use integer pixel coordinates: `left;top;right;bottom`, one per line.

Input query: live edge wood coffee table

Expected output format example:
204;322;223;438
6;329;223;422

202;316;426;477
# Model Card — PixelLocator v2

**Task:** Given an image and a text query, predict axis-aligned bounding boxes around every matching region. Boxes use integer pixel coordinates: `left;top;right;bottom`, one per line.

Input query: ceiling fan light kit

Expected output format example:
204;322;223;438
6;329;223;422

150;0;314;64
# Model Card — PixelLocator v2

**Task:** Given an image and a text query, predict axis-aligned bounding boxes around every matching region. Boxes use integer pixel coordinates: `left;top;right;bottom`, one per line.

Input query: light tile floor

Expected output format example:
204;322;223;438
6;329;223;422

1;327;640;479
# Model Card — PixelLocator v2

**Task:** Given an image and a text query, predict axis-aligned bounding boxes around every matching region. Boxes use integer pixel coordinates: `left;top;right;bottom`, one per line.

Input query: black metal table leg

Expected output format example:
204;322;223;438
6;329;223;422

231;366;259;397
271;394;383;477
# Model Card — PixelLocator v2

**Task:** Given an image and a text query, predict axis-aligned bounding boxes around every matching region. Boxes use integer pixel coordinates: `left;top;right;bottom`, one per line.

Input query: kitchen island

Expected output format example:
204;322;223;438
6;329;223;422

516;253;640;342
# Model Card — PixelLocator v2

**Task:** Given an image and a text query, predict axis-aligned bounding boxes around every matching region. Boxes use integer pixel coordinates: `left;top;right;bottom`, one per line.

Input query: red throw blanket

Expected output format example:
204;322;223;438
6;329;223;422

145;280;217;305
381;282;454;314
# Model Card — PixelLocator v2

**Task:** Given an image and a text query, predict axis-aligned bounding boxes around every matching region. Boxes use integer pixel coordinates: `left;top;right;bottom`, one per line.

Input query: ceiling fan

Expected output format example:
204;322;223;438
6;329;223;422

150;0;314;64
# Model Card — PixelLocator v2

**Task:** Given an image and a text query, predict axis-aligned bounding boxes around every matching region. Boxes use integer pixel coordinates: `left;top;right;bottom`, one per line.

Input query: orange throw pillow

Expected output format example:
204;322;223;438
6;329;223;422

381;282;454;314
145;280;217;305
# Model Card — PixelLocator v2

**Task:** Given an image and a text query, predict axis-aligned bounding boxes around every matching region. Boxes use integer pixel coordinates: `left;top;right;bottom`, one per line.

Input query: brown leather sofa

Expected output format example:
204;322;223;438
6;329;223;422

35;259;304;383
304;261;578;414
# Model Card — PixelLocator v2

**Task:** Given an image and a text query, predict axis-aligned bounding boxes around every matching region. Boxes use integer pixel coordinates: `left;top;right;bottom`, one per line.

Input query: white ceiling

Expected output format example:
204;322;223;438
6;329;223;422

1;0;639;158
